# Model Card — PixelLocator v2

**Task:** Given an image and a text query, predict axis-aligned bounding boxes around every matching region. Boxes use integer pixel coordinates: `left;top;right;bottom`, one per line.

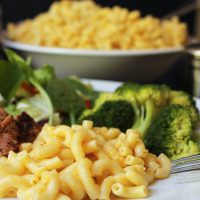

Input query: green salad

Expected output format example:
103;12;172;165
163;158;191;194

0;50;200;160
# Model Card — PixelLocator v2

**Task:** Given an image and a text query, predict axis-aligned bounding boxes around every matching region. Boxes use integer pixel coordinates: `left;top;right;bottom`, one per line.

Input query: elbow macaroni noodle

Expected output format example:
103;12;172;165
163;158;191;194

0;120;171;199
6;0;187;50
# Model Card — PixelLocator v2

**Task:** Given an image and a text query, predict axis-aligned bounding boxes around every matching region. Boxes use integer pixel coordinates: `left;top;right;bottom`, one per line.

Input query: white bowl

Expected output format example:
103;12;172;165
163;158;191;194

2;38;185;82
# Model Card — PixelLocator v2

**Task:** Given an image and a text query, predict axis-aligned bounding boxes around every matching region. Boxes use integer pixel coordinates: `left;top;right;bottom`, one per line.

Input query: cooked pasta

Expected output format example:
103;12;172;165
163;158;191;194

0;120;171;199
6;0;187;50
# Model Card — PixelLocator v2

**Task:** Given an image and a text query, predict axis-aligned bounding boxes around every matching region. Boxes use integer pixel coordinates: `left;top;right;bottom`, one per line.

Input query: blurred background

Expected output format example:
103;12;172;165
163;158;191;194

0;0;200;94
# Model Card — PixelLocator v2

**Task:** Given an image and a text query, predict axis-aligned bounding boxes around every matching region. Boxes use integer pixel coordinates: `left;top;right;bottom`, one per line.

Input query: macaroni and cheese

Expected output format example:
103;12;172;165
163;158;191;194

6;0;187;50
0;120;171;200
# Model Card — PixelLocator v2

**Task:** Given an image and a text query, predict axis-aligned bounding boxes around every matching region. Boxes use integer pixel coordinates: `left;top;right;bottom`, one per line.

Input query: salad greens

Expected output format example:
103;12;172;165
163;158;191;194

46;79;86;125
15;94;50;122
0;60;24;103
0;49;99;125
33;64;56;86
1;49;54;124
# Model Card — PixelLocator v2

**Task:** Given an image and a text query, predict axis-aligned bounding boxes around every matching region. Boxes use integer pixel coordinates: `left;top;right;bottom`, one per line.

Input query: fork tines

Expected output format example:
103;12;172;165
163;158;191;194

171;154;200;174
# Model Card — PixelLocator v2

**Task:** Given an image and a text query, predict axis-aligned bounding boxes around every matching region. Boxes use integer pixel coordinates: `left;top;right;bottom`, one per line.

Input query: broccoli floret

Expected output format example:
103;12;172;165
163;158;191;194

144;104;200;160
115;82;141;98
116;83;170;106
115;83;170;136
168;90;199;125
168;90;192;105
78;93;135;132
132;99;157;136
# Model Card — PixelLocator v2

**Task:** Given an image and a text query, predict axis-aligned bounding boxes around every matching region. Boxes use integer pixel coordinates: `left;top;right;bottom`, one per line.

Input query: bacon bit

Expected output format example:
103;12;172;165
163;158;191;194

85;99;91;109
21;82;38;95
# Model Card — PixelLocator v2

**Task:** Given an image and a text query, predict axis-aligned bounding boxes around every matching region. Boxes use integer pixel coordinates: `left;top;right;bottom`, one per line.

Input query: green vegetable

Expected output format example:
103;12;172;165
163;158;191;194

5;104;21;116
144;104;200;160
168;90;199;125
3;49;54;124
33;65;55;86
115;83;170;135
15;94;50;122
79;93;135;132
46;79;86;125
80;82;200;140
0;60;24;103
63;76;100;107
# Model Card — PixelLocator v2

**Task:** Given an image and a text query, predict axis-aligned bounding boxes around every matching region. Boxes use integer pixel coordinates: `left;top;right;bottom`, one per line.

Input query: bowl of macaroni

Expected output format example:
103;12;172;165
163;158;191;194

2;0;188;81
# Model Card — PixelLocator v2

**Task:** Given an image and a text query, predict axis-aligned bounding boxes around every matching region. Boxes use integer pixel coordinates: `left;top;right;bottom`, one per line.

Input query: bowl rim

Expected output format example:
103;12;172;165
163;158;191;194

1;37;184;56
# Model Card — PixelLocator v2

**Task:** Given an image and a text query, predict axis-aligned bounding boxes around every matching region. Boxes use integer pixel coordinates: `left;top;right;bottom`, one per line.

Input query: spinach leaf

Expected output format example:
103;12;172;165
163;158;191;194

63;77;100;107
46;79;86;124
0;60;25;103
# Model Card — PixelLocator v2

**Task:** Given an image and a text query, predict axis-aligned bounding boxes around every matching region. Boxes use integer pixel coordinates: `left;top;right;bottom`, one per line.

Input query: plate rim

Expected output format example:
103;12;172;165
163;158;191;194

2;37;184;56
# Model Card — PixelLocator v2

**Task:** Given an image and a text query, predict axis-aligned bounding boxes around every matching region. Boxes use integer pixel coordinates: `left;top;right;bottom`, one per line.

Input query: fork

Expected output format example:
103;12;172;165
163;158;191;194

163;0;200;19
171;154;200;174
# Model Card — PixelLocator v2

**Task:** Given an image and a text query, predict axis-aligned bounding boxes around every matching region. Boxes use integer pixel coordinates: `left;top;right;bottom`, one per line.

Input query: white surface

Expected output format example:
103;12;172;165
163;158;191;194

1;79;200;200
2;38;185;82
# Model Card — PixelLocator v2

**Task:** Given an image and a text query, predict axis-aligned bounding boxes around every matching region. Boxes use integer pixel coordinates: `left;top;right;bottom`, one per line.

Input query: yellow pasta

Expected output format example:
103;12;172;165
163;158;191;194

56;194;72;200
59;172;85;200
58;148;74;160
83;139;99;153
125;168;148;186
6;0;187;50
77;158;100;199
113;173;132;186
0;176;30;198
0;120;171;200
99;176;115;200
31;137;61;160
118;145;133;157
155;153;171;179
112;183;149;199
19;143;33;152
92;158;123;176
17;170;60;200
125;155;145;166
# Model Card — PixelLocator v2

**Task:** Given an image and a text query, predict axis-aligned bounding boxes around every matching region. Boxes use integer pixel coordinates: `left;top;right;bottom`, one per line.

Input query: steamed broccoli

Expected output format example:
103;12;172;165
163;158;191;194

115;83;170;135
78;93;135;132
168;90;199;124
144;104;200;160
79;83;170;134
115;82;170;107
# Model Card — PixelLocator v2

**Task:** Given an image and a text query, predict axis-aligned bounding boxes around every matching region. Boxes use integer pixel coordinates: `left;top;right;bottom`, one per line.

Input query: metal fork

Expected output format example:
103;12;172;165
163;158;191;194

163;0;200;19
171;154;200;174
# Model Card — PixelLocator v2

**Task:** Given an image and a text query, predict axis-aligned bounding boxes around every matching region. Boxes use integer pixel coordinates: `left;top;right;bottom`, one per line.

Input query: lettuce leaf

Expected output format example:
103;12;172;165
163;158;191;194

3;49;54;124
0;60;25;103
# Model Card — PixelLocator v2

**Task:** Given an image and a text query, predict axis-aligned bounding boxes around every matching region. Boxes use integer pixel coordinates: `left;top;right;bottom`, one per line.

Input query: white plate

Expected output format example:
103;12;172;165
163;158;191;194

1;79;200;200
2;38;185;82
